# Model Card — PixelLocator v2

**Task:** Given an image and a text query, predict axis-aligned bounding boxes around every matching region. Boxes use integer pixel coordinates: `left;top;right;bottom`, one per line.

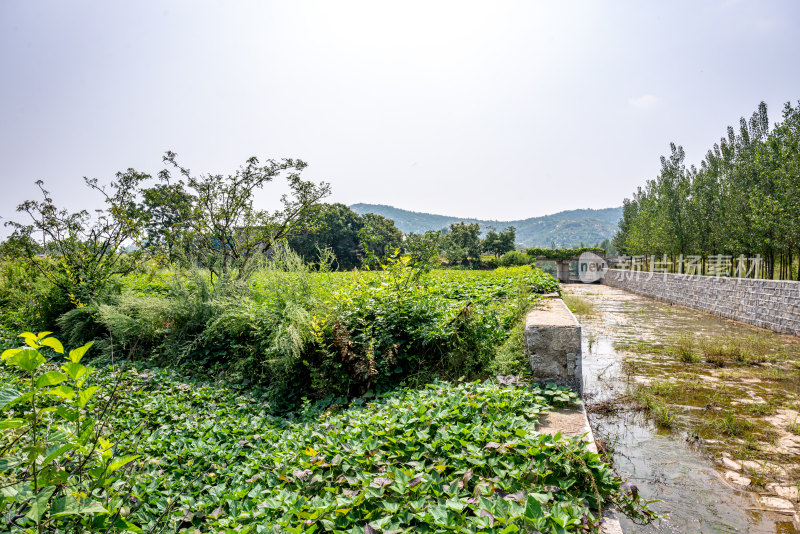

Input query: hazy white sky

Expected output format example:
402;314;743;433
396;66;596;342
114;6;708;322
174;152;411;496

1;1;798;234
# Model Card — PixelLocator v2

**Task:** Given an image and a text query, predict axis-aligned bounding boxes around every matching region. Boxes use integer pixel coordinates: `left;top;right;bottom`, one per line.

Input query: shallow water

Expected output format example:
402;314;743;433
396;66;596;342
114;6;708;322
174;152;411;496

568;284;800;533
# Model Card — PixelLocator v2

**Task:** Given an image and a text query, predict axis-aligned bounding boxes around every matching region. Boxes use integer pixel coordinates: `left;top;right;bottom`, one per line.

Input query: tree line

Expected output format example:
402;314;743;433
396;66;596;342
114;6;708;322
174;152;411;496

1;153;525;318
613;101;800;280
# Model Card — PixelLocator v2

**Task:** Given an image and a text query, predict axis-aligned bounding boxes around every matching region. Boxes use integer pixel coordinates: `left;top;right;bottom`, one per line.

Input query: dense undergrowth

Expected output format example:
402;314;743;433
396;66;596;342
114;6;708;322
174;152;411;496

0;349;645;533
0;251;559;410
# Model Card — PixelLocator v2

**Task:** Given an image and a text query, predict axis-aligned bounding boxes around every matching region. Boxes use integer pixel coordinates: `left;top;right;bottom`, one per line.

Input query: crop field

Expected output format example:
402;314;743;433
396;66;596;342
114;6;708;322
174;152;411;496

0;355;634;533
0;260;648;532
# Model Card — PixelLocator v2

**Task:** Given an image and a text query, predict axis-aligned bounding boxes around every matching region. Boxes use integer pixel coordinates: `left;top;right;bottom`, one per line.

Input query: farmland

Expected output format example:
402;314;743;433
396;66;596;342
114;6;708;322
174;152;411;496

0;257;649;532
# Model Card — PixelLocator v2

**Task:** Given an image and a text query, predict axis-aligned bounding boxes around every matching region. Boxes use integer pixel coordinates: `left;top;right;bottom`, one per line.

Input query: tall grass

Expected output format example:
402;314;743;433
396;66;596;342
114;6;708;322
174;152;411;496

51;249;558;409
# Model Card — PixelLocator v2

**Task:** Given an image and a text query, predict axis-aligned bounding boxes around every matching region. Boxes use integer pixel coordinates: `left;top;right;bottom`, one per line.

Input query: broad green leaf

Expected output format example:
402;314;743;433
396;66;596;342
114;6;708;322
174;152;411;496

19;332;39;348
62;362;87;381
107;455;140;474
113;517;144;533
39;337;64;354
0;419;25;429
67;341;93;364
44;385;75;400
0;456;23;471
8;348;45;371
0;388;22;410
1;347;21;360
78;386;99;408
50;495;108;517
24;486;56;522
41;443;75;468
524;495;543;520
36;370;67;388
36;331;53;340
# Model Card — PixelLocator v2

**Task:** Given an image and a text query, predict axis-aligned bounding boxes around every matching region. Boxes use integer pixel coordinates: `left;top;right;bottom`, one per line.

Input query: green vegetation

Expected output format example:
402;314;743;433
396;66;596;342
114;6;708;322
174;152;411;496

630;382;679;429
0;333;140;532
561;294;596;316
0;154;655;532
0;245;558;410
525;248;606;261
1;335;649;533
613;100;800;280
350;204;623;249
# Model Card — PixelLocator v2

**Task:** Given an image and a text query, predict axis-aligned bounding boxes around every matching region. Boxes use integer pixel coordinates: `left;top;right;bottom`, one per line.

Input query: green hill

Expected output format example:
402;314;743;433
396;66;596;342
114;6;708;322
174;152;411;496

349;203;622;248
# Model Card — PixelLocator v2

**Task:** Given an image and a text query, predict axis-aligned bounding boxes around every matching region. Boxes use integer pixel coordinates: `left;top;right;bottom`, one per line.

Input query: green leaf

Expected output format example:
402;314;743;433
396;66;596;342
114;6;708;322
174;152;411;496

50;495;108;517
114;517;144;533
19;332;39;348
0;419;25;429
37;370;67;388
78;386;99;408
0;456;23;472
44;385;75;400
39;336;64;354
0;388;22;410
41;443;75;468
524;495;544;520
8;348;45;371
1;347;21;360
24;486;56;522
62;362;87;381
67;341;93;364
107;455;140;474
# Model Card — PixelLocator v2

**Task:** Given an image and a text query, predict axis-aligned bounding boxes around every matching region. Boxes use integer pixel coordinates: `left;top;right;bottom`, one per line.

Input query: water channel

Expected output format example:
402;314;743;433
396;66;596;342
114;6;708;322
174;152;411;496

566;284;800;533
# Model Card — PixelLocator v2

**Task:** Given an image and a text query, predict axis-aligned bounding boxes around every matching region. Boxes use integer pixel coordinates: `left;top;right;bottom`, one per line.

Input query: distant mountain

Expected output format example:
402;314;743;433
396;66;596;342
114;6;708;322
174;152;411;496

349;203;623;248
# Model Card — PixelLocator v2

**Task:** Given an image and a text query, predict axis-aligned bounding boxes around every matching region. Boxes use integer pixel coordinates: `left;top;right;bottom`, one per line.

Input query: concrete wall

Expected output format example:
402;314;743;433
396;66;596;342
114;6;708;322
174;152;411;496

602;269;800;336
524;298;582;391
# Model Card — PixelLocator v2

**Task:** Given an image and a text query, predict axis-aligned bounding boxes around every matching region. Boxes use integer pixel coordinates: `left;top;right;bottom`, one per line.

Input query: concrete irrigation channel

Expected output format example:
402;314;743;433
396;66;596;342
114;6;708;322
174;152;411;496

524;295;623;534
550;283;800;533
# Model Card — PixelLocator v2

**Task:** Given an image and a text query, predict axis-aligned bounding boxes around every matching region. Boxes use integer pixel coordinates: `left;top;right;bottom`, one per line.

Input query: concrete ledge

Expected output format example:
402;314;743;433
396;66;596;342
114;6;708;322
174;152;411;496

524;298;582;392
526;298;621;532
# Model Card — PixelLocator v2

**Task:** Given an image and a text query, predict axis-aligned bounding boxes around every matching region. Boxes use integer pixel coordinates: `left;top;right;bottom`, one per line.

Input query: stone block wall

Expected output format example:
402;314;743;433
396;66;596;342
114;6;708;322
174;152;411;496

602;269;800;336
524;298;582;392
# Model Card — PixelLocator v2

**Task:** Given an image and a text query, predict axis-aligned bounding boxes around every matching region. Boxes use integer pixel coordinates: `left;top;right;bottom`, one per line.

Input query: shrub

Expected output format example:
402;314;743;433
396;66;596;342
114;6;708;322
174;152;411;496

0;333;140;532
499;250;532;267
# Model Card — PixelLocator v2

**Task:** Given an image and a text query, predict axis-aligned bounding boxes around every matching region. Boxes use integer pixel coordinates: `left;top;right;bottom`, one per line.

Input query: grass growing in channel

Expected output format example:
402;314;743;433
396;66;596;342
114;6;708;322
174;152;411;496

630;382;679;429
561;294;596;316
0;359;646;533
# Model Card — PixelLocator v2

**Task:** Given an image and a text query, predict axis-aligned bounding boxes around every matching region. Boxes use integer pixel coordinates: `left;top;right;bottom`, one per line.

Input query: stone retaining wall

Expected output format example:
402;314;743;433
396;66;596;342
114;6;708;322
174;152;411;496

524;298;582;391
602;269;800;336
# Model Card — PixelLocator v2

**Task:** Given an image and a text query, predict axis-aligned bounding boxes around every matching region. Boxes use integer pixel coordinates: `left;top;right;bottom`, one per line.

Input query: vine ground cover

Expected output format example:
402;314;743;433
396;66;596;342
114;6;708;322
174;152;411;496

1;356;638;533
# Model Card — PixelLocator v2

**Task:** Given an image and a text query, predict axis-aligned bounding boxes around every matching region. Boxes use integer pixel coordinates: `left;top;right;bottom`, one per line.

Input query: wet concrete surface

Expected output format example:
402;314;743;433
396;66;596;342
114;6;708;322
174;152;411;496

567;284;800;533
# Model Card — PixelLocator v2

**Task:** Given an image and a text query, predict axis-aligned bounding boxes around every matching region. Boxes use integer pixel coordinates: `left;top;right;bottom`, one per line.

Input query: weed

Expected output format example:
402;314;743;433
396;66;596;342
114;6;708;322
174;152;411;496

586;333;597;353
672;335;699;363
631;385;679;429
648;380;677;399
562;294;597;316
743;402;773;416
708;410;754;437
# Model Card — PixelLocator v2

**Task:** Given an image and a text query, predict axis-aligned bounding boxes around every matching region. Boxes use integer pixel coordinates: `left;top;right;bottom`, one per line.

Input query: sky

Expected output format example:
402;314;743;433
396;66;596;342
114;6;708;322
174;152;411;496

1;0;799;236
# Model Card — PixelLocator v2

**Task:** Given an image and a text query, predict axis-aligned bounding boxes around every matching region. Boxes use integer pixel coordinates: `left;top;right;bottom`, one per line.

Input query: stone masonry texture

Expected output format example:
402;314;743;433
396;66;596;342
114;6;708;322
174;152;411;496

602;269;800;336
